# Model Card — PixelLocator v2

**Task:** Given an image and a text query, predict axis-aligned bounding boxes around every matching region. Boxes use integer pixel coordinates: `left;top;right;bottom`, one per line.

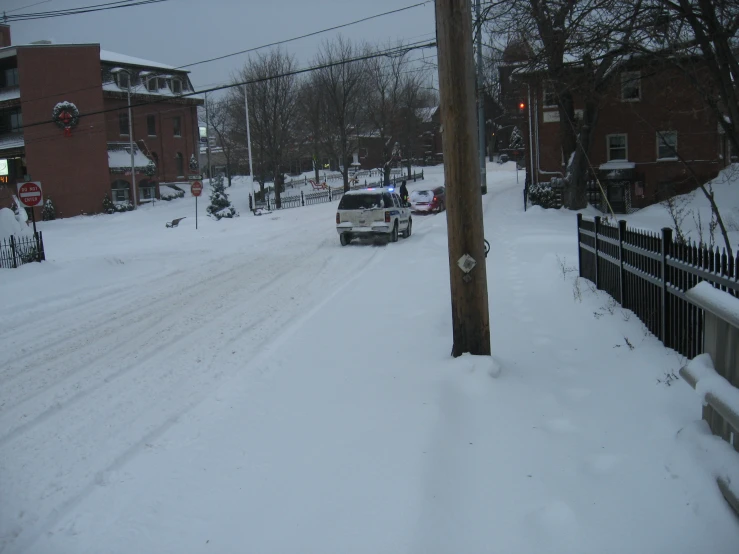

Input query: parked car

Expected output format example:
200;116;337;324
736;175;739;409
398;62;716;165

336;189;412;246
497;154;509;164
409;186;445;214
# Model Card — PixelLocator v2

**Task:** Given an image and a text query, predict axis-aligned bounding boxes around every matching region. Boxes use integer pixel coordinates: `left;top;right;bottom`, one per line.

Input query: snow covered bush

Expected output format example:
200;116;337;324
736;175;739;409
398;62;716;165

528;183;559;209
0;207;31;241
103;194;134;214
42;198;56;221
160;185;185;201
207;174;237;220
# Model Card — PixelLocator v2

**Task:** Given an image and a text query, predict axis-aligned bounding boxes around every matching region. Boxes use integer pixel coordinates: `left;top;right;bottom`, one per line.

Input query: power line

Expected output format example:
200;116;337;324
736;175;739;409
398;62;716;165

8;1;433;104
175;1;433;69
15;40;437;137
3;0;167;22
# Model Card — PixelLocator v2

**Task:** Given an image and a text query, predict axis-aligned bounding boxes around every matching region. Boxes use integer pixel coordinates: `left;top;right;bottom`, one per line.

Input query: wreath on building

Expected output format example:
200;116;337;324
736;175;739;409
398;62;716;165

189;154;199;171
52;101;80;137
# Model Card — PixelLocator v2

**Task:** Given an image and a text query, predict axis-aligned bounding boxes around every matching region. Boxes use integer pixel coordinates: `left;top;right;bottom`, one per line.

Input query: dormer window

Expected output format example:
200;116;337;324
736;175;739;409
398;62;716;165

147;77;158;93
171;78;182;94
116;71;130;89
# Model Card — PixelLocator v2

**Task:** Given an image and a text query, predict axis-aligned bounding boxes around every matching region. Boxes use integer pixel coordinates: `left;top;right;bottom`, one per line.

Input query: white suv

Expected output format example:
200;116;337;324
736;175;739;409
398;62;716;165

336;188;412;246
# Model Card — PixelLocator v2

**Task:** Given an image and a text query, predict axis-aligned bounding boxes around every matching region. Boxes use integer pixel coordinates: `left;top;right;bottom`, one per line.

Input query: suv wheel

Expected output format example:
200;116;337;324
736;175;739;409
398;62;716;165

390;222;399;243
403;218;412;238
340;233;350;246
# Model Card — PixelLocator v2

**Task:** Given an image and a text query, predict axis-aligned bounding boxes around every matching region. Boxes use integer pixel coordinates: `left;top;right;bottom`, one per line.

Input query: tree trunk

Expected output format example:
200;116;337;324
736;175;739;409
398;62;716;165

563;102;598;210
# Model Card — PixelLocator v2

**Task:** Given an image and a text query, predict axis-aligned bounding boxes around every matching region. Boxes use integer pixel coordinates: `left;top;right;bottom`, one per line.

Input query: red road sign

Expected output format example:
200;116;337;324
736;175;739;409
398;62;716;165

17;181;43;208
190;181;203;197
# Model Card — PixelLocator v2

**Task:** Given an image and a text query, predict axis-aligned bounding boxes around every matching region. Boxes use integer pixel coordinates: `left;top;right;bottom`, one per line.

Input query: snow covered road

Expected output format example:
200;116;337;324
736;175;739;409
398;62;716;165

2;165;739;552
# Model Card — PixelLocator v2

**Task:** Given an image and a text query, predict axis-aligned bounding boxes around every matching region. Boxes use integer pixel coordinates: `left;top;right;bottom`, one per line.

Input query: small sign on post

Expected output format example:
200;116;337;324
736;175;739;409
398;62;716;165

190;180;203;229
17;181;43;236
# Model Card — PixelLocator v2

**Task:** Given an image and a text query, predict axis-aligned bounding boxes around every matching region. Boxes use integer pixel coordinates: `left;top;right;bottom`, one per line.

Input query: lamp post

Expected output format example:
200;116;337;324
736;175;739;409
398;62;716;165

112;67;137;208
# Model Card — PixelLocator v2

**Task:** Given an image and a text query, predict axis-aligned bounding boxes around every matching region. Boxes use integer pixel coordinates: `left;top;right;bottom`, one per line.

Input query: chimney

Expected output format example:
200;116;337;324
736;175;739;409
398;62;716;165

0;25;10;48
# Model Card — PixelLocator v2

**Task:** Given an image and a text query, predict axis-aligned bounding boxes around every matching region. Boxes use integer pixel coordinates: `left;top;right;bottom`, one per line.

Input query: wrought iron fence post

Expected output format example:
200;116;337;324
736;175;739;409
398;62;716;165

594;216;601;289
661;227;673;346
618;220;627;305
249;193;253;211
301;191;305;206
576;213;583;278
9;235;17;269
329;187;332;201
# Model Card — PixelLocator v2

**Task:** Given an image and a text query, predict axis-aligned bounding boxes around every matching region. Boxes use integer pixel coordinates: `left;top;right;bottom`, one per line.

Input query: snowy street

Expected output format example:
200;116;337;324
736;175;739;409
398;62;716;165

2;164;739;553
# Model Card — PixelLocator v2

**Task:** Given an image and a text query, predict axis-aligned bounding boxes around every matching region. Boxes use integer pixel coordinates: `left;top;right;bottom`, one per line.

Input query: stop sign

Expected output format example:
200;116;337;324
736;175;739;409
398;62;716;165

17;182;43;208
190;181;203;197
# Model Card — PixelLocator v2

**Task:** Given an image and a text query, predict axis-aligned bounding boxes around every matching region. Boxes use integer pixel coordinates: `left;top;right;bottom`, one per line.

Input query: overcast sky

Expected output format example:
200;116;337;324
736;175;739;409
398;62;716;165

4;0;438;93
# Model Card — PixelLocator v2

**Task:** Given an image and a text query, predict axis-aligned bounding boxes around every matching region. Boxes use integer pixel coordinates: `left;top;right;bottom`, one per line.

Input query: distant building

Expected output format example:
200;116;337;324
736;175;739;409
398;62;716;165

0;24;202;217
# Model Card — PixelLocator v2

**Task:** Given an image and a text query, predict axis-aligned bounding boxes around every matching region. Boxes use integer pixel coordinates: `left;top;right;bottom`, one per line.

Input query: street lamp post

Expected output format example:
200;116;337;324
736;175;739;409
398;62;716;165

112;67;137;208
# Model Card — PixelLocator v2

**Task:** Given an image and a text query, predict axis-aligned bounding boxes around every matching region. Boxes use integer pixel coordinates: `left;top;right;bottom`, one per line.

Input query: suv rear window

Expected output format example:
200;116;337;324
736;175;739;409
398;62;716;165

339;194;383;210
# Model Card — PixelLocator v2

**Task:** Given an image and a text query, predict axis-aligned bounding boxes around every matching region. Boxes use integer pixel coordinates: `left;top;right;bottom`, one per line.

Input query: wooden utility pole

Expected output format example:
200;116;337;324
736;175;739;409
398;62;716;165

435;0;491;357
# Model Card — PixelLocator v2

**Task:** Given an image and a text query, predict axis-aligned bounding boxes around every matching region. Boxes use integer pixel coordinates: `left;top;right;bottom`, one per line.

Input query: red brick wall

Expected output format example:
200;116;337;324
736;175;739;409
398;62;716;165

0;25;11;47
103;96;200;184
18;45;110;217
527;63;723;208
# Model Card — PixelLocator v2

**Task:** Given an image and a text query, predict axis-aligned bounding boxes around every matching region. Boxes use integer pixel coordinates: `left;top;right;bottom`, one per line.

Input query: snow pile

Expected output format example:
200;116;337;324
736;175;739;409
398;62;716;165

0;207;31;241
159;185;184;201
624;164;739;246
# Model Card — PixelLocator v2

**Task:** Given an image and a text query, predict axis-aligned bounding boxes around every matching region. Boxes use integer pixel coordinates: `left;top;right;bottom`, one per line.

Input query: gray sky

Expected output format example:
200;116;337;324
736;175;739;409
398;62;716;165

4;0;438;92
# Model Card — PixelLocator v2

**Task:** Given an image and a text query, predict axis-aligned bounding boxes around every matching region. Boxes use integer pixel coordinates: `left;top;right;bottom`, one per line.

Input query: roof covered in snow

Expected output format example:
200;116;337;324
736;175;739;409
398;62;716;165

100;50;182;72
107;143;152;170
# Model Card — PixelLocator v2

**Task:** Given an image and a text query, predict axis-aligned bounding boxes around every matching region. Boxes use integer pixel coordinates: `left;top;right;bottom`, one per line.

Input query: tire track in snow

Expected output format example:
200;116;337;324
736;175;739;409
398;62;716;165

1;236;385;553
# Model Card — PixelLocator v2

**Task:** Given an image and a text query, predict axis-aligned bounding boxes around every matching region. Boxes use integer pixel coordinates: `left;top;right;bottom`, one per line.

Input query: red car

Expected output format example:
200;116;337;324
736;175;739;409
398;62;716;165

409;186;446;213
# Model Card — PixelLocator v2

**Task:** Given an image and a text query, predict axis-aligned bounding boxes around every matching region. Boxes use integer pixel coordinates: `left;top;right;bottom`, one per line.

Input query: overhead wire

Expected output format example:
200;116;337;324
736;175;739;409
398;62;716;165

15;40;438;143
3;0;167;22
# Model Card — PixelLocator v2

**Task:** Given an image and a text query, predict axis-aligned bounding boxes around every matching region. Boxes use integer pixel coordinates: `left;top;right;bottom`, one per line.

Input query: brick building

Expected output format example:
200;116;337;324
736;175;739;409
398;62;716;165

0;24;202;218
510;52;733;212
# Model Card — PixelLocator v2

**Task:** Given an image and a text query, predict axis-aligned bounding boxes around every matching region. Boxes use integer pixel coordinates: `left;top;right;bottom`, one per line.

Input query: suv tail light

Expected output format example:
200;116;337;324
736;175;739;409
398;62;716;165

336;213;340;224
385;211;390;223
433;196;438;202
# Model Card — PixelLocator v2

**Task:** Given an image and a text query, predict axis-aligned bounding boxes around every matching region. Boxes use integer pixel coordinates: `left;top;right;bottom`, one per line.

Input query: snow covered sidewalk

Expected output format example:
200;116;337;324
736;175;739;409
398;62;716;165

2;165;738;552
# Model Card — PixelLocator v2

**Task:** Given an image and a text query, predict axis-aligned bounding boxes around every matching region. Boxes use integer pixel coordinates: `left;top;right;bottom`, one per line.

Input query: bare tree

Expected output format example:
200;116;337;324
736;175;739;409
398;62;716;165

233;48;298;208
296;75;325;185
365;45;407;185
205;96;242;187
484;0;645;209
313;36;367;192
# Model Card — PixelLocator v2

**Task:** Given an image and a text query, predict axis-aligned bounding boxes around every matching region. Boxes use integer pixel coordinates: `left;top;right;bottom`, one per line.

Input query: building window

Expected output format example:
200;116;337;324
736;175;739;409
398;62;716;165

111;180;130;203
9;109;22;131
171;79;182;94
607;134;628;161
173;116;182;137
657;131;677;160
116;71;130;89
4;67;19;88
147;77;158;93
621;72;641;101
543;82;557;107
119;112;129;136
175;152;184;176
147;115;156;136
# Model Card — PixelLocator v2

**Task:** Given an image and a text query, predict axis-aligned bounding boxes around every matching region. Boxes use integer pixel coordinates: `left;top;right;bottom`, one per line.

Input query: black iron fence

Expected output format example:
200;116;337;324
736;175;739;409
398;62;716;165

1;232;46;269
577;214;739;359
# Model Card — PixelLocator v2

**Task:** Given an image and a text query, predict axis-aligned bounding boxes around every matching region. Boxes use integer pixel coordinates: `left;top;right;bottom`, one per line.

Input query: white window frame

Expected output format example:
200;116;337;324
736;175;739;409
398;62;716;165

147;77;158;93
116;71;130;90
542;81;557;108
173;116;182;138
621;71;641;102
656;131;678;161
607;133;628;161
171;78;182;94
112;187;129;203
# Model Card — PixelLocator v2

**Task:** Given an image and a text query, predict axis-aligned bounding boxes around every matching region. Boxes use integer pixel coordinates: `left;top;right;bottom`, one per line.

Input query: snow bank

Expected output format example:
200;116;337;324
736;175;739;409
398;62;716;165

0;207;31;241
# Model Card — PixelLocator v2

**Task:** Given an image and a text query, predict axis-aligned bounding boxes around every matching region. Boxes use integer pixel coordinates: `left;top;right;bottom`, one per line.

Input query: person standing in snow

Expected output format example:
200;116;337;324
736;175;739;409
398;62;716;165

399;180;409;205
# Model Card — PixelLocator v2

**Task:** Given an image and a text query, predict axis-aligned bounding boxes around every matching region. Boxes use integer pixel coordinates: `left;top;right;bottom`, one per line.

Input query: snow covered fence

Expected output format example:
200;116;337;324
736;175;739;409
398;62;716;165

0;233;45;269
577;214;739;359
679;284;739;515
